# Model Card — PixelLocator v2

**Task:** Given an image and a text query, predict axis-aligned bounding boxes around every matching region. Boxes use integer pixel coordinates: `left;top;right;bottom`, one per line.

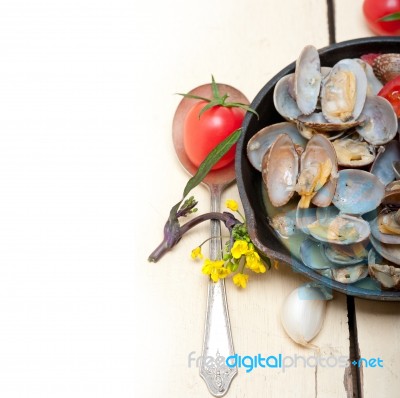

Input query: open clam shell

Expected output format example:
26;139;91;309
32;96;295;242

370;235;400;266
332;137;375;168
273;74;302;121
370;141;400;186
298;134;338;207
356;95;398;145
294;45;322;115
370;212;400;245
262;134;299;207
323;243;368;266
307;214;370;245
368;248;400;291
332;169;385;215
247;122;306;171
321;58;367;124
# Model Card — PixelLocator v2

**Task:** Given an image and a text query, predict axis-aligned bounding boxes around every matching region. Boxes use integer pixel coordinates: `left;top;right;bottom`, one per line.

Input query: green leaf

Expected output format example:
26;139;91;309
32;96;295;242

211;75;220;98
176;93;211;102
169;128;242;218
183;127;241;197
379;12;400;21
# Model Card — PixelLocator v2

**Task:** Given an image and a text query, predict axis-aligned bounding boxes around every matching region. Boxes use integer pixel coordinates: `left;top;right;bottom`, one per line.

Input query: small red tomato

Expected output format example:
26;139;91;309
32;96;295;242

378;75;400;117
363;0;400;36
183;101;245;170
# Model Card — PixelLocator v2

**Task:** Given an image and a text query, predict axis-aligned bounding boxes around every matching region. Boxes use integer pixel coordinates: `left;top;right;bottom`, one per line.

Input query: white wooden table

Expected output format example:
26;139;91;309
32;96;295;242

0;1;398;397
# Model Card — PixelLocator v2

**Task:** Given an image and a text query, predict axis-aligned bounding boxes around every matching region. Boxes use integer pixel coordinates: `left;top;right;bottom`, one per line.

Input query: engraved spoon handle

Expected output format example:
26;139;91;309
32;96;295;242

200;183;237;397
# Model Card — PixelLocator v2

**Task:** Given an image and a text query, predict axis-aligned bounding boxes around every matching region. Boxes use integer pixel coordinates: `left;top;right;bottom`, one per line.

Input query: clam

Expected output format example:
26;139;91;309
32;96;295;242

378;211;400;235
332;136;375;167
332;169;385;215
370;141;400;186
273;74;302;121
307;214;370;245
370;235;400;266
247;122;306;171
323;243;368;266
368;249;400;291
373;53;400;84
294;45;322;115
356;95;398;145
320;59;367;124
296;134;338;208
262;134;299;207
370;212;400;245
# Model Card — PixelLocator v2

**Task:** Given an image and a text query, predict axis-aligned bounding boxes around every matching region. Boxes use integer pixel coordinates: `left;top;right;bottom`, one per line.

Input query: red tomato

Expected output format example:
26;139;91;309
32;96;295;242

363;0;400;35
183;101;245;170
378;76;400;117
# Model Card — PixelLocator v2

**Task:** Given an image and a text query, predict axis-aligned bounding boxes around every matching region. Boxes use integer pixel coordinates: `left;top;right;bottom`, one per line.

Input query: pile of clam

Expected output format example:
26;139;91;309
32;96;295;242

247;45;400;291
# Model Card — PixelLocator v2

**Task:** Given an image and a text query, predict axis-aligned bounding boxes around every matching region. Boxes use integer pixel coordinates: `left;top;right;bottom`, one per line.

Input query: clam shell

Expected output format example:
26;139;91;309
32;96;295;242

370;141;400;186
370;235;400;266
294;45;322;115
332;169;385;215
370;213;400;245
323;243;367;266
273;74;302;121
262;134;299;207
356;95;398;145
321;59;367;124
299;134;338;207
332;137;375;167
373;53;400;84
247;122;306;171
368;248;400;290
307;214;370;245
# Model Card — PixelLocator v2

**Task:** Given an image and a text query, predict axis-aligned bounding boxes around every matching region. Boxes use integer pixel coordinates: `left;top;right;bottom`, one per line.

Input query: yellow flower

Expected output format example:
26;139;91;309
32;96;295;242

202;259;231;282
226;199;239;212
191;246;203;260
231;240;249;259
233;273;249;288
245;250;266;273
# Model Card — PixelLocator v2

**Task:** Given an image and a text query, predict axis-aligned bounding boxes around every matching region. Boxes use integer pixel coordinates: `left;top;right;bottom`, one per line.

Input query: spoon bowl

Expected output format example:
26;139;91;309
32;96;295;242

172;83;248;186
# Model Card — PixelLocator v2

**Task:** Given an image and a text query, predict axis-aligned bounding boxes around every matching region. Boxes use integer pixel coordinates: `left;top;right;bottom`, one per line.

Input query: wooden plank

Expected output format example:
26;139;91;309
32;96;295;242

334;0;373;43
140;0;352;396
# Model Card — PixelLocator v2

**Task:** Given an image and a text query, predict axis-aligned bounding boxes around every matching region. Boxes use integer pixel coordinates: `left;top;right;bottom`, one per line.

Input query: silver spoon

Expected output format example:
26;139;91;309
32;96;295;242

172;83;249;397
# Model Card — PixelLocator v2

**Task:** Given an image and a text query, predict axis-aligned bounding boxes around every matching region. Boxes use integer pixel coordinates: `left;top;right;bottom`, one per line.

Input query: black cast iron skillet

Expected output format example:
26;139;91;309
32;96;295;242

236;36;400;301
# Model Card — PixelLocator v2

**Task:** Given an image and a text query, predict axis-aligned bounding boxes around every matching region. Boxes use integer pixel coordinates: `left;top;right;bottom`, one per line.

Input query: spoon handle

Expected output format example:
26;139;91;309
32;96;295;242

200;184;237;397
